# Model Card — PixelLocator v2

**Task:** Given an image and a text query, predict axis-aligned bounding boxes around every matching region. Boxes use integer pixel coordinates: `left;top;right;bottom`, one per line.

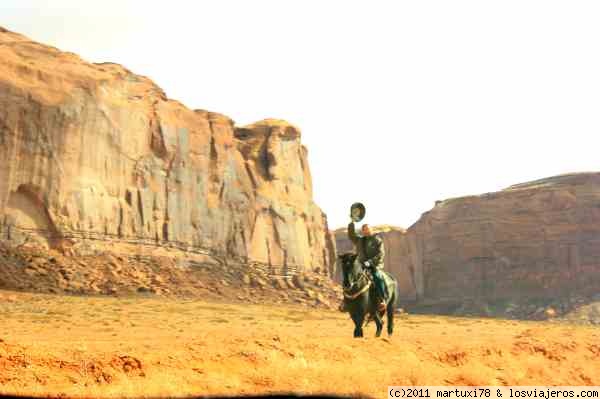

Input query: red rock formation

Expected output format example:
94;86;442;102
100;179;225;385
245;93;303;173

336;173;600;303
0;28;335;274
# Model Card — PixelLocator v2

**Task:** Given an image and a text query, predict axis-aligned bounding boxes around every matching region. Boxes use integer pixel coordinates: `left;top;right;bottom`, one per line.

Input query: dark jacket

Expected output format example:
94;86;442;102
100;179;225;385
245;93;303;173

347;222;385;269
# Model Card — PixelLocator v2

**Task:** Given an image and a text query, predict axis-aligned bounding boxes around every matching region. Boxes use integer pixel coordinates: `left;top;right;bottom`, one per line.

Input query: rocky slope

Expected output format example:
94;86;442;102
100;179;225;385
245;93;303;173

0;27;336;275
335;173;600;319
0;242;342;309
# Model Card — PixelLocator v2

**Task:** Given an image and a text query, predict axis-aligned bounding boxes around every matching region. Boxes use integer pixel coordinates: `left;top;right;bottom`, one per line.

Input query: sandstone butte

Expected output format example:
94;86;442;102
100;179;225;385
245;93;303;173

0;27;336;275
335;173;600;303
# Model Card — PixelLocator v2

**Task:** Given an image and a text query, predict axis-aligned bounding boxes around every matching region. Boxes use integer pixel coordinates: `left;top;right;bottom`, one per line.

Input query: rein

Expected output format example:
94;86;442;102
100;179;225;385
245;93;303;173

342;265;371;300
343;280;371;299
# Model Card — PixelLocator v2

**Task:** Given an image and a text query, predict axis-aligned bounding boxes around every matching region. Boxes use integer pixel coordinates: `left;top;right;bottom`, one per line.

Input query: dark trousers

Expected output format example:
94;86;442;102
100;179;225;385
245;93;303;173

370;268;389;302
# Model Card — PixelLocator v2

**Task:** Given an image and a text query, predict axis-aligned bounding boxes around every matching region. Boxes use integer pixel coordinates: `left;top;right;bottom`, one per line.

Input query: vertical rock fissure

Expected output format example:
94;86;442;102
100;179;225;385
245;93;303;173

2;111;24;215
244;162;258;190
218;182;225;201
208;120;218;177
163;156;175;242
266;240;272;269
260;128;274;180
149;101;167;159
137;189;144;227
117;203;123;238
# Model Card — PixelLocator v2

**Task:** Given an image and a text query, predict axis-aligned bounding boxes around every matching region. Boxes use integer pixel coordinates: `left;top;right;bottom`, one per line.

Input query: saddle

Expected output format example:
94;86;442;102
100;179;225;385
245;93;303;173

343;269;386;301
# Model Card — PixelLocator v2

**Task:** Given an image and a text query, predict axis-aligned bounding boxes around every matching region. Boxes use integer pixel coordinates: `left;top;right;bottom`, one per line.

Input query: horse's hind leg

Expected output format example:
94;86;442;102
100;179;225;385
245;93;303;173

387;290;396;336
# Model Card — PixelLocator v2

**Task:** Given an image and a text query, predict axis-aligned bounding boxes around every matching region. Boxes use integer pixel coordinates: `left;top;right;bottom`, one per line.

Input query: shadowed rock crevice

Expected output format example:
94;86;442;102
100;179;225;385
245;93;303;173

244;162;258;190
136;189;145;227
149;104;167;159
3;184;61;248
259;129;275;181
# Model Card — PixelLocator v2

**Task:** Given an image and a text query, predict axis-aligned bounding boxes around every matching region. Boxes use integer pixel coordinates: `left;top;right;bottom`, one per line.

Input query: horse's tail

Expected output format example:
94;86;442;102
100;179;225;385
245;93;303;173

386;278;399;336
383;271;398;308
390;279;399;308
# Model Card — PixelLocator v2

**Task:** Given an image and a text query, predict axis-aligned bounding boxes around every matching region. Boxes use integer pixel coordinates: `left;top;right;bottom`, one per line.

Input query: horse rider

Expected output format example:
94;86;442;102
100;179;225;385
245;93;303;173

340;220;389;313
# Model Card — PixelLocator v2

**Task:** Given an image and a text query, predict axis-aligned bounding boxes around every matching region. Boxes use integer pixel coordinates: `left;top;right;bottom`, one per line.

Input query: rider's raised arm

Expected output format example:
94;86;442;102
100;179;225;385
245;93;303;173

347;222;359;245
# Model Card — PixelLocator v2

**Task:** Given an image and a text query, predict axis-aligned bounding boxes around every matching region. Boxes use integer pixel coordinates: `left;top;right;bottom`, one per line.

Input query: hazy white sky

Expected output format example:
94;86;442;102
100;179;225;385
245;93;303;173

3;1;600;229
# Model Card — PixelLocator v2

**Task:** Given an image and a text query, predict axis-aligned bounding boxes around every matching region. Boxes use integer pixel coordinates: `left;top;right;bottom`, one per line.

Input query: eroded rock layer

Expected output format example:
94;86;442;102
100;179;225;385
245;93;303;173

0;27;336;275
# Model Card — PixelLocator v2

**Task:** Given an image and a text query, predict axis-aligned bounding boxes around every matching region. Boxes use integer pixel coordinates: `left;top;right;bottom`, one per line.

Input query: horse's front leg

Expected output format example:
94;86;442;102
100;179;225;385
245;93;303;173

374;312;383;337
351;313;365;338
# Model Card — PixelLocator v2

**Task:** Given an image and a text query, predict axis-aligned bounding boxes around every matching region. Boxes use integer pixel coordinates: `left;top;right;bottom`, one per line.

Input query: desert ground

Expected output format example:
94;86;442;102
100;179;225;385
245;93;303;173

1;290;600;398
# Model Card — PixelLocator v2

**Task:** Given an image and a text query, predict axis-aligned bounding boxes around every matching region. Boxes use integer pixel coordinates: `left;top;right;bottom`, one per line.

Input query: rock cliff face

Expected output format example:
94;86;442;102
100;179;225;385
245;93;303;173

0;27;336;275
335;173;600;302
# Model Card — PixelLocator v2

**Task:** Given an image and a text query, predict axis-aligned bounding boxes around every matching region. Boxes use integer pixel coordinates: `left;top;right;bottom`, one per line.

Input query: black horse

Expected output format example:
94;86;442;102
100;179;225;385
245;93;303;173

339;252;399;338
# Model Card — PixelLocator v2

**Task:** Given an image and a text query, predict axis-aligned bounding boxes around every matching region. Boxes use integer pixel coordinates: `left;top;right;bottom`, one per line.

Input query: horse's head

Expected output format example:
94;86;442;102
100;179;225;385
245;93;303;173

338;252;359;288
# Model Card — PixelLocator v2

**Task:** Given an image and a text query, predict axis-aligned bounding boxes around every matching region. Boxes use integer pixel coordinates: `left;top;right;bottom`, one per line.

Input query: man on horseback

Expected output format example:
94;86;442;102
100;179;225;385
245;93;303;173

339;218;389;313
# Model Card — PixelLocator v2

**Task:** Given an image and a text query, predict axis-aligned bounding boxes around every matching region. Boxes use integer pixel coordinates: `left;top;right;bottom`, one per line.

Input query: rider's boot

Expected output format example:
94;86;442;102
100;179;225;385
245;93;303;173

377;299;386;313
374;276;387;313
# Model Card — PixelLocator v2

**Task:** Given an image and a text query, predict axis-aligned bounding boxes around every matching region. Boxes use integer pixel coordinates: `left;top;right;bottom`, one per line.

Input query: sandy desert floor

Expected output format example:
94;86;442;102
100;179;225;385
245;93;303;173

1;289;600;399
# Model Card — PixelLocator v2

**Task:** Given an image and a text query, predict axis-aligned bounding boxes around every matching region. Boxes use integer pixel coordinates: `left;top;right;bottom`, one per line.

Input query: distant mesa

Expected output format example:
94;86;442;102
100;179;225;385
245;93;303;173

335;172;600;310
